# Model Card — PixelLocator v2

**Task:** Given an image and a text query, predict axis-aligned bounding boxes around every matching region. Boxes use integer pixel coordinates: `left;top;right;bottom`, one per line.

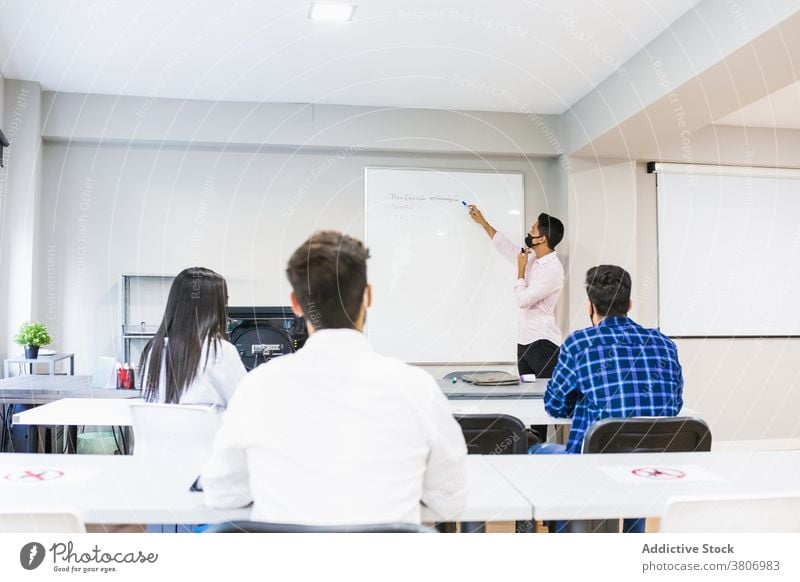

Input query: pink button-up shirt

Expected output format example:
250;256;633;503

493;232;564;346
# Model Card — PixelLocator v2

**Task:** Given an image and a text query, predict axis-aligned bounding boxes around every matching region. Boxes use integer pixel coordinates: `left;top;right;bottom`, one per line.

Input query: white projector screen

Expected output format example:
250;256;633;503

365;167;524;363
657;170;800;336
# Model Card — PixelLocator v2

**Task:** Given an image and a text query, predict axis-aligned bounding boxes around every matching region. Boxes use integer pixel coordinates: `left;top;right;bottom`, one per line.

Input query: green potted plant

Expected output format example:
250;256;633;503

14;321;53;359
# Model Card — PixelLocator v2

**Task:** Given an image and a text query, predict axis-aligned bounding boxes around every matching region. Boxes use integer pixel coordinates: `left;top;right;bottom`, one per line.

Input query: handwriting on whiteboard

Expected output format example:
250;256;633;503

389;194;461;204
384;194;466;234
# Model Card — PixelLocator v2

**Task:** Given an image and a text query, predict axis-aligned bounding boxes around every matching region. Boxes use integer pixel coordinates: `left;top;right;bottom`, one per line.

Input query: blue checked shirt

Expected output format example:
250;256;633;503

545;316;684;454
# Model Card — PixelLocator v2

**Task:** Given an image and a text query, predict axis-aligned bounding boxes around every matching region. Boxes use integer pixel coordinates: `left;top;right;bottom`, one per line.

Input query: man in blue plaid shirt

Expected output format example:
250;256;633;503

534;265;683;533
542;264;684;454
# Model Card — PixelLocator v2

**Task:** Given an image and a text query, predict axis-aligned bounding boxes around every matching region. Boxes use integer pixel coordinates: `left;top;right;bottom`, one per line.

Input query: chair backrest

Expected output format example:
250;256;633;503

583;417;712;454
454;414;528;455
0;510;86;533
660;493;800;533
129;402;221;468
205;521;434;533
442;370;506;382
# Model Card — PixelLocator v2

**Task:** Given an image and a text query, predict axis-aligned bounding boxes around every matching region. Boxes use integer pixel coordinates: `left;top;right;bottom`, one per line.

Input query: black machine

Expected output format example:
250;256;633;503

227;306;308;370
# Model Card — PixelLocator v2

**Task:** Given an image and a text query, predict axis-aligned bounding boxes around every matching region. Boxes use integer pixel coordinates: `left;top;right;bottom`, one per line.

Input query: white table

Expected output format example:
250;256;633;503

13;397;700;439
487;450;800;520
2;379;141;453
0;453;531;525
0;452;248;525
438;379;545;399
4;353;75;377
12;396;567;429
11;397;138;426
0;375;141;405
448;398;569;426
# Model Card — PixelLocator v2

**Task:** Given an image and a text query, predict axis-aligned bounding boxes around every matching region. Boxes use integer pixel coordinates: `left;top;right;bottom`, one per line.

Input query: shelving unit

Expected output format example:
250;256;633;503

119;273;175;363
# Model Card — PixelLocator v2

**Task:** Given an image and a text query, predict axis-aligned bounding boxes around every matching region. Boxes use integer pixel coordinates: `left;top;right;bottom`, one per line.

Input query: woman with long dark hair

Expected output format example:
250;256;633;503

139;267;246;410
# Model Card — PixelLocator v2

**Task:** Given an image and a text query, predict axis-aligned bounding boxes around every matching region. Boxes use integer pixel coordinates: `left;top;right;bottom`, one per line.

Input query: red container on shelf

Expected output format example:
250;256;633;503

116;365;135;389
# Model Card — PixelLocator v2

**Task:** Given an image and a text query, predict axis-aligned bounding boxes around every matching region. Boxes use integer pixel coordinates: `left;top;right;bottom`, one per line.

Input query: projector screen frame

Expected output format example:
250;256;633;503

651;161;800;338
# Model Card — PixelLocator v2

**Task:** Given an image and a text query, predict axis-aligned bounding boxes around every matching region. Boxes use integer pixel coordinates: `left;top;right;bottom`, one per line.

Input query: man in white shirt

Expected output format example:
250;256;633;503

201;230;468;525
468;207;565;379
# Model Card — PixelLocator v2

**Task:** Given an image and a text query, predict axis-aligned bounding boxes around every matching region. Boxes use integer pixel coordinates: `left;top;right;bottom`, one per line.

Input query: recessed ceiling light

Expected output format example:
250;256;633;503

308;3;356;22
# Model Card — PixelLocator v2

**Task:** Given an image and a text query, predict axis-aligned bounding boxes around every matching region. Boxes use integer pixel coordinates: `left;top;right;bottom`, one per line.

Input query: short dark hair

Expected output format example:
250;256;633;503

537;213;564;249
286;231;370;330
585;265;631;317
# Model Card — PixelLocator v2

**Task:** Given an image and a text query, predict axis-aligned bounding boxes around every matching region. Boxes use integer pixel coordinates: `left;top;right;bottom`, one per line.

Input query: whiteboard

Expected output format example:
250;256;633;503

365;167;524;363
657;171;800;336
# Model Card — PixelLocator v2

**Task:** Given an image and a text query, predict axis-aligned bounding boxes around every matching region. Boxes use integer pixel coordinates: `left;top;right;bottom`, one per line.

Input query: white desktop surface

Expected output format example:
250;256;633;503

13;396;565;429
13;396;700;437
0;375;141;404
0;454;530;525
447;398;568;426
0;452;248;525
487;450;800;520
12;397;138;426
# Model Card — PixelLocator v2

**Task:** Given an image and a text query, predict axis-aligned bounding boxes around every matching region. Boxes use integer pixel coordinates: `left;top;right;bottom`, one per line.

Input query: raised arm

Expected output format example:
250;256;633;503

467;205;496;239
468;205;519;261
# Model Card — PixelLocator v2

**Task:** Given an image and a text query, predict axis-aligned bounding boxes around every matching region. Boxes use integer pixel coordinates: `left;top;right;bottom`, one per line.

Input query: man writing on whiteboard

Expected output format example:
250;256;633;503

468;206;565;379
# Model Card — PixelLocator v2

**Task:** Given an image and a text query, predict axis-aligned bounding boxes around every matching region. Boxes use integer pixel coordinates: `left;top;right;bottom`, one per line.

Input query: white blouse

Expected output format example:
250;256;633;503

146;338;247;411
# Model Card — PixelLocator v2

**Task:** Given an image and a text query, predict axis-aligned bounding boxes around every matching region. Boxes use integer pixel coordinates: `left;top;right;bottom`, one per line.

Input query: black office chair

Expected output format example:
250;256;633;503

206;521;434;533
583;417;712;454
574;416;712;533
454;414;529;533
454;414;528;455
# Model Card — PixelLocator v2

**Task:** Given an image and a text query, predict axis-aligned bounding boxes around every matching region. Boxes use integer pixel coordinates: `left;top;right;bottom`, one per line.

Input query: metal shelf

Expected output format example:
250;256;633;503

119;274;174;363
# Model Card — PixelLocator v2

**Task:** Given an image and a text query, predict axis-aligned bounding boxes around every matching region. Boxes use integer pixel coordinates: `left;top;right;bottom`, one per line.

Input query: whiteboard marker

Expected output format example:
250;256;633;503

462;200;468;207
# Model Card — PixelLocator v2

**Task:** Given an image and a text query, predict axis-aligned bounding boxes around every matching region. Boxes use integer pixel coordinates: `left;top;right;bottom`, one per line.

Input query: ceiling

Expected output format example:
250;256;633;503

0;0;700;114
717;80;800;130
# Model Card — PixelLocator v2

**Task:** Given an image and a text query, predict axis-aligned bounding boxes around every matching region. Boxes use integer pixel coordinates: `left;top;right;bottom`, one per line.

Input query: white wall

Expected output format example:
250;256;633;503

42;92;564;158
566;157;800;444
0;72;5;128
565;158;640;331
0;79;42;359
38;141;561;373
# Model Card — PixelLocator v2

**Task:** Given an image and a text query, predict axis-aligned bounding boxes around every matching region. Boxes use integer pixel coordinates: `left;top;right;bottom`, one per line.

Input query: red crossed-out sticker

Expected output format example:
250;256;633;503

4;469;65;482
631;467;686;480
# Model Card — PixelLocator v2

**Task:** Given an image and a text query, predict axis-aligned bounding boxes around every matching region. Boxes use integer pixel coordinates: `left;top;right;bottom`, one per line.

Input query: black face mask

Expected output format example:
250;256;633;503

524;234;537;248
